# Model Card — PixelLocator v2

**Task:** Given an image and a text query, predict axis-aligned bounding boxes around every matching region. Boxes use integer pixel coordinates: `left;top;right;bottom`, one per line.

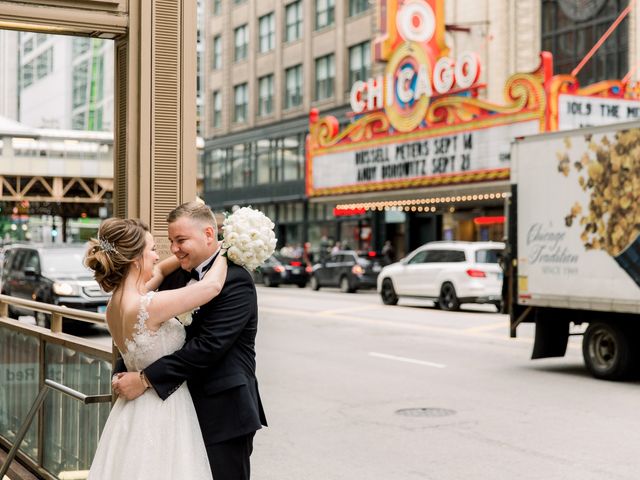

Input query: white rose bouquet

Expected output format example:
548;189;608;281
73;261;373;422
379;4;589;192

221;206;277;271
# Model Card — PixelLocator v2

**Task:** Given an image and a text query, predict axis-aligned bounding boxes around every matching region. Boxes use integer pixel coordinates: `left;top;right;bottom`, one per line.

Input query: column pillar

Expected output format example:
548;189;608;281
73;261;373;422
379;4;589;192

114;0;197;255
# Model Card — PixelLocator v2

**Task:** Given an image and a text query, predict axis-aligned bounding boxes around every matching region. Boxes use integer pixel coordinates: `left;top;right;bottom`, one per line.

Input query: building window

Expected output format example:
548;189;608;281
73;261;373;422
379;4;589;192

93;54;104;102
259;13;275;53
212;35;222;69
234;25;248;62
541;0;628;86
284;64;303;109
36;34;47;46
255;139;272;184
22;61;34;88
282;135;304;181
72;60;89;109
36;48;53;80
72;38;90;56
315;54;335;100
233;0;246;4
234;83;248;123
285;1;303;42
315;0;335;30
348;41;371;85
72;112;86;130
213;0;221;15
212;91;222;128
92;106;104;131
23;37;33;55
258;75;274;116
349;0;369;16
206;148;224;191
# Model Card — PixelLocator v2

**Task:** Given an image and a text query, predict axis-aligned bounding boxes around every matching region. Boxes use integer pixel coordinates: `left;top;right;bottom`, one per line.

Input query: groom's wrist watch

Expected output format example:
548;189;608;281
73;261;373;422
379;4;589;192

139;371;151;390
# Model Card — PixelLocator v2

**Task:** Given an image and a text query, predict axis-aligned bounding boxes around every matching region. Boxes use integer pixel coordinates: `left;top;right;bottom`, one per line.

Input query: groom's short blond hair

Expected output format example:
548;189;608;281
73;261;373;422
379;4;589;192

167;201;217;231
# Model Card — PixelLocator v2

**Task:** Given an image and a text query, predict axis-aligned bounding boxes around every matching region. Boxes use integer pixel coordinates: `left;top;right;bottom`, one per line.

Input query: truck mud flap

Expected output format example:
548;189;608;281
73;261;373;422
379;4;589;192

531;317;569;359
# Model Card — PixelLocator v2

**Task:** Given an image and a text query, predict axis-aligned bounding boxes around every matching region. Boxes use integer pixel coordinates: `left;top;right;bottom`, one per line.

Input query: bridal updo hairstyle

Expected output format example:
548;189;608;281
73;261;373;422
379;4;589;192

84;218;149;293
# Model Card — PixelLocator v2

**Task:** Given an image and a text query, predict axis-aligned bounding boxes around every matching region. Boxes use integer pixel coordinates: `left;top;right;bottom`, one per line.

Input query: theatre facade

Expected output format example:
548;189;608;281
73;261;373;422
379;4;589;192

203;0;640;258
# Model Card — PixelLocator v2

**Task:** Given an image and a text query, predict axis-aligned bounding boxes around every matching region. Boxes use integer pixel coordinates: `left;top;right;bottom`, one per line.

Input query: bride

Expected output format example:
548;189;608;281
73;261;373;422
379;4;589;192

84;217;227;479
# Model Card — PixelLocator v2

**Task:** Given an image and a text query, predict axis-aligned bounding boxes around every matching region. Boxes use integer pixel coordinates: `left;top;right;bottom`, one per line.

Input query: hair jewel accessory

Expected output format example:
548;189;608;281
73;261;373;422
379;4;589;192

98;237;118;255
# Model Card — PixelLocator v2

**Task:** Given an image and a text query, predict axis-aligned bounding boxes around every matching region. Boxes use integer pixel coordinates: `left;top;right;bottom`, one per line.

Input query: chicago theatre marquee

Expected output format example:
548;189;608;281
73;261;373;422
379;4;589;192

306;0;640;254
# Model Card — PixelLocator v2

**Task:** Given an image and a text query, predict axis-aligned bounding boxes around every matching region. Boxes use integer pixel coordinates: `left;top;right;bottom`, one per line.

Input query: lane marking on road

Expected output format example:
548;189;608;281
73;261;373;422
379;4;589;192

260;304;582;352
316;305;381;316
259;306;525;342
369;352;446;368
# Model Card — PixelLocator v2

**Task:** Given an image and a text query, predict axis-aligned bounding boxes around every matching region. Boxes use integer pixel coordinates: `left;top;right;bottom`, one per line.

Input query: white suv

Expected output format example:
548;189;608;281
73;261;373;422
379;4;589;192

377;241;505;311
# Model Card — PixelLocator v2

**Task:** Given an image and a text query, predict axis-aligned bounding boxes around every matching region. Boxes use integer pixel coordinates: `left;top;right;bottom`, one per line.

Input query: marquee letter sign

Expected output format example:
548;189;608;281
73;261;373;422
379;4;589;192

351;0;481;133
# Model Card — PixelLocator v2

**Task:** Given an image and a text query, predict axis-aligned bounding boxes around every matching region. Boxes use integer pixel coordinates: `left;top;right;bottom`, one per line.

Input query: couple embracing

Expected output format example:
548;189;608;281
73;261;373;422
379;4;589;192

84;201;267;480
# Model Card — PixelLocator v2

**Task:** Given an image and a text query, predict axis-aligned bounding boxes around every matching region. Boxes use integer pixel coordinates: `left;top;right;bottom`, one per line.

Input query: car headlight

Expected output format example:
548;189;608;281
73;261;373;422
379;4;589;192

53;282;75;296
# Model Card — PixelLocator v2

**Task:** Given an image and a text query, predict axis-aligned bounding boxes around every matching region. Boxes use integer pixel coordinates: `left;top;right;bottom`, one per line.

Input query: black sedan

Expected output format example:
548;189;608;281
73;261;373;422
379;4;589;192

255;255;311;288
309;250;388;293
1;243;110;328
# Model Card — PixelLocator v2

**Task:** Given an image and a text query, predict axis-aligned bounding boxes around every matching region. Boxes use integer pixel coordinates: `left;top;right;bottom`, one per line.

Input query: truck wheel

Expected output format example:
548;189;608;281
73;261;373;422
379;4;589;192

380;279;399;305
438;283;460;311
582;322;635;380
263;274;275;287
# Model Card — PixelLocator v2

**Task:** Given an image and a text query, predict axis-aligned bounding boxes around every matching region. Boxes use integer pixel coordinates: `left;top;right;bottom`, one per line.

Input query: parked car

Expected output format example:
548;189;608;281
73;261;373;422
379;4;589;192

254;254;311;288
0;244;110;327
377;241;505;311
310;250;388;293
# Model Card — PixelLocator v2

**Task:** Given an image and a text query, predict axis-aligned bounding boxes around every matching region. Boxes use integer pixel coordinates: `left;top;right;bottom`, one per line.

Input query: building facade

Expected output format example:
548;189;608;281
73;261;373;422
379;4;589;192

0;30;18;121
203;0;377;252
18;33;114;131
202;0;639;259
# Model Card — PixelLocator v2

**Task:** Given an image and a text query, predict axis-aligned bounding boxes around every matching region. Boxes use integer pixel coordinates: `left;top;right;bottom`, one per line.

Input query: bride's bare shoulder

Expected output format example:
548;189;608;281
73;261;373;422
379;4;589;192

107;294;147;327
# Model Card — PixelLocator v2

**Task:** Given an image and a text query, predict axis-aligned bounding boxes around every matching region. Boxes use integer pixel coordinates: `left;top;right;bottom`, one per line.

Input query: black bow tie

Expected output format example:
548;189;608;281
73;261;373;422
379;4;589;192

189;269;200;281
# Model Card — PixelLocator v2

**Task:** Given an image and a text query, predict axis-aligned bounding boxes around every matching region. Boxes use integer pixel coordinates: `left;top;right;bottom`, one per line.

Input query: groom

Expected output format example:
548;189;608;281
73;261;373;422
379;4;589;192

114;201;267;480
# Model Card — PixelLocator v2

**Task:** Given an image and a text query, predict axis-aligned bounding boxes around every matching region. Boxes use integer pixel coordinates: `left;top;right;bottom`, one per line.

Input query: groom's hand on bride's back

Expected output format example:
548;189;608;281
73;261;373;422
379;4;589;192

112;371;148;400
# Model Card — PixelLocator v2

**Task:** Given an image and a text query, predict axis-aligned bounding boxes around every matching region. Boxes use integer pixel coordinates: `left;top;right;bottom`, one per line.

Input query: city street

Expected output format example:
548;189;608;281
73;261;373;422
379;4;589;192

2;2;639;480
82;285;640;480
251;286;639;480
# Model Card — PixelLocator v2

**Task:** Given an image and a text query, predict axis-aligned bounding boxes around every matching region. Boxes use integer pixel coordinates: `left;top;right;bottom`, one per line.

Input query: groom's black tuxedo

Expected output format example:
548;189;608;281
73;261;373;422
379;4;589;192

145;260;267;446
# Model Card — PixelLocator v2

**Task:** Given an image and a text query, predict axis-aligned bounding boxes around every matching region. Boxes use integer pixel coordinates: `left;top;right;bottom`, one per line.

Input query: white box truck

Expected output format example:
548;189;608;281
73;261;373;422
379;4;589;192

509;121;640;380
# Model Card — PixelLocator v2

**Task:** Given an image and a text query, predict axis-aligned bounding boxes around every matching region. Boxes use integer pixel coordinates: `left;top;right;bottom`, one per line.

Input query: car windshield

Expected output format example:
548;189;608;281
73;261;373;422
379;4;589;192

41;250;92;275
475;249;502;264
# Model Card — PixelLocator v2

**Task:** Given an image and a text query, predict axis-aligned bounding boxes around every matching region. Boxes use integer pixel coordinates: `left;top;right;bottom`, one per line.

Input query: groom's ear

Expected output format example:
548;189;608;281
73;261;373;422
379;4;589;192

203;224;217;244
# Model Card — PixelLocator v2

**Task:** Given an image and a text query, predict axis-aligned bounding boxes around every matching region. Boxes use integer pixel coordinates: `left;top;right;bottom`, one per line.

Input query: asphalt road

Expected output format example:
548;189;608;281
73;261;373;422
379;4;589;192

250;285;640;480
78;284;640;479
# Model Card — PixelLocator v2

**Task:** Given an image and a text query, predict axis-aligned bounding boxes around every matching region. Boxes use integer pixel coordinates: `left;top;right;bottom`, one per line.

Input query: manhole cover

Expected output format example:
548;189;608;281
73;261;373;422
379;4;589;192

395;408;456;418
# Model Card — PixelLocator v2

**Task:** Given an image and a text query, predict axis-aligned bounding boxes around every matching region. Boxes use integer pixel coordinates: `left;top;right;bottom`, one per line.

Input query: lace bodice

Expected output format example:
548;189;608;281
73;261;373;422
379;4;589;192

121;291;186;371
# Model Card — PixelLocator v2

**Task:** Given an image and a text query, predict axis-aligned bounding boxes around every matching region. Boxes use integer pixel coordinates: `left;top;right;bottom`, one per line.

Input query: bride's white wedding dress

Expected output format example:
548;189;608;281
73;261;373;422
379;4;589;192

88;292;212;480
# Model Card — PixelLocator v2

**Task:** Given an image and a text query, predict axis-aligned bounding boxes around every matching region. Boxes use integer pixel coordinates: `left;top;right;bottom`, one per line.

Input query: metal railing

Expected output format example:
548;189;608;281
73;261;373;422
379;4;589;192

0;294;115;480
0;294;108;333
0;380;112;478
